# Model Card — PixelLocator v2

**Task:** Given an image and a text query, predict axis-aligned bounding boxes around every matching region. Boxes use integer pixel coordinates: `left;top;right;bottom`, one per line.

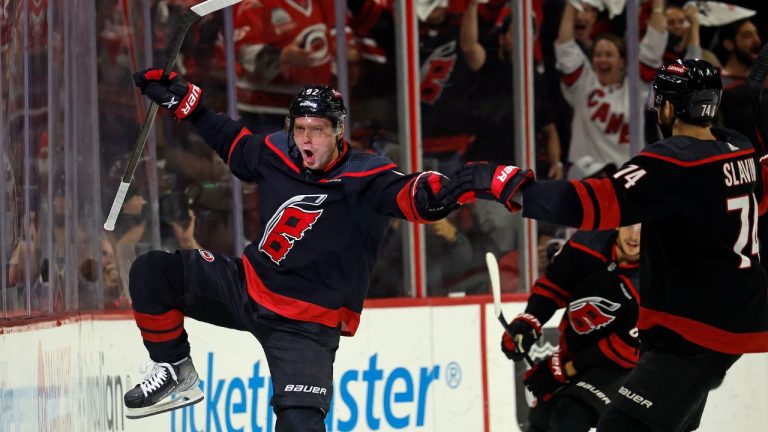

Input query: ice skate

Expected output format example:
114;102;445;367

124;356;204;419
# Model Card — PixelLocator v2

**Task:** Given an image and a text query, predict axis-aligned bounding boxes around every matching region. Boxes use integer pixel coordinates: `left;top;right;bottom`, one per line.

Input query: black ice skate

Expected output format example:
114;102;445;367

124;357;204;419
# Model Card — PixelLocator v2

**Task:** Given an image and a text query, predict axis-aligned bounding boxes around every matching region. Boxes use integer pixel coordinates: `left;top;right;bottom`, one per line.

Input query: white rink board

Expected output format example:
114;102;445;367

0;302;766;432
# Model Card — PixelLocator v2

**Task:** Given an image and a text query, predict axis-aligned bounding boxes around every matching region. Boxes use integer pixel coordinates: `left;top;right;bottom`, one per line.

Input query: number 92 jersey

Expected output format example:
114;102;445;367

521;127;768;354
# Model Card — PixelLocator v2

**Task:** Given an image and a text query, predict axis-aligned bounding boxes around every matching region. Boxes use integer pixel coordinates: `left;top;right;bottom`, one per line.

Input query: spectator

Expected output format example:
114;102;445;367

572;0;601;54
555;0;667;169
232;0;350;135
503;225;641;432
663;3;719;66
368;216;472;298
460;0;564;179
418;1;477;173
717;19;763;151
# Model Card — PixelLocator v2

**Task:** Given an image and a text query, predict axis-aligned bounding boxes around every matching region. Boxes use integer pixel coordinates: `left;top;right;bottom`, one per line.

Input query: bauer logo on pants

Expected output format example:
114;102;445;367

199;249;215;262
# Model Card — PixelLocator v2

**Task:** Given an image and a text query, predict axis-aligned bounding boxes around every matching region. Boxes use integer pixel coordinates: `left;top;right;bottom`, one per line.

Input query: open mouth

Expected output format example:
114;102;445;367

303;149;314;158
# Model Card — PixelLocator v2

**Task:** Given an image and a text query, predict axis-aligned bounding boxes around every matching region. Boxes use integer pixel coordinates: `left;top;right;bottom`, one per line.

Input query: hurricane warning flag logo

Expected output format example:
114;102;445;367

568;297;621;334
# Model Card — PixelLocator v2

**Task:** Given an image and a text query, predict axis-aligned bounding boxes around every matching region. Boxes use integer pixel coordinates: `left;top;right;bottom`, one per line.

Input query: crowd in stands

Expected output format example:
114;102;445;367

2;0;766;317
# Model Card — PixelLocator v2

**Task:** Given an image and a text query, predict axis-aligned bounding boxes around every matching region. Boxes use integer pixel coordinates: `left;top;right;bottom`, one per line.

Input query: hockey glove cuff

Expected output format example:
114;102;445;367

133;68;204;121
523;350;568;401
438;162;534;212
398;171;454;222
501;313;542;361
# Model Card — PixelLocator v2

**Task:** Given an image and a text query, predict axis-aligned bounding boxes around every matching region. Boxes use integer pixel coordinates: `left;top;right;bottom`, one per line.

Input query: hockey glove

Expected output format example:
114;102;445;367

438;162;535;212
403;171;454;222
133;68;203;121
500;313;542;361
523;350;568;401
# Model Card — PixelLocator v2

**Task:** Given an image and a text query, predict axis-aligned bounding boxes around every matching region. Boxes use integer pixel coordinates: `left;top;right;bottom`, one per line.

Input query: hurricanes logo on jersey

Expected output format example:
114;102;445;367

568;296;621;334
259;195;326;264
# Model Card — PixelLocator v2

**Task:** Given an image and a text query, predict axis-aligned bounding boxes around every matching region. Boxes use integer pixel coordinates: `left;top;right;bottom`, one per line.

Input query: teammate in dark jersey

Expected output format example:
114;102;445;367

441;59;768;431
120;70;453;429
505;226;641;432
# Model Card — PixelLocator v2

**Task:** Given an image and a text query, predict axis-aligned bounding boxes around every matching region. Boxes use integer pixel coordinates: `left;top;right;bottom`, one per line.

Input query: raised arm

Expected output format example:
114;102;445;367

133;68;262;182
459;0;487;72
556;1;576;46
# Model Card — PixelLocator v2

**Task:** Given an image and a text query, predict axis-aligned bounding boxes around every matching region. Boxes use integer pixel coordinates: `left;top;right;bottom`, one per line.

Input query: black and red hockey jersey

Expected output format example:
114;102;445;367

525;230;640;371
522;128;768;354
191;108;441;336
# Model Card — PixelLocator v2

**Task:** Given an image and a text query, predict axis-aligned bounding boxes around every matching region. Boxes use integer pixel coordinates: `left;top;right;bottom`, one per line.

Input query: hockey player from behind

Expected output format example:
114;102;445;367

505;225;641;432
122;70;454;430
440;58;768;432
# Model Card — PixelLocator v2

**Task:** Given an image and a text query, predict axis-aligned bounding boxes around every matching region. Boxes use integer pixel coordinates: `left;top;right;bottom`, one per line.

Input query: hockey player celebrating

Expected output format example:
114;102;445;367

505;225;641;432
440;58;768;431
122;70;454;430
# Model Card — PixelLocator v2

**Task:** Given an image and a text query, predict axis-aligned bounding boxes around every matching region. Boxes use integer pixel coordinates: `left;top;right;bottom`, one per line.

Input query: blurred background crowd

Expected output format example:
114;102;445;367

1;0;766;318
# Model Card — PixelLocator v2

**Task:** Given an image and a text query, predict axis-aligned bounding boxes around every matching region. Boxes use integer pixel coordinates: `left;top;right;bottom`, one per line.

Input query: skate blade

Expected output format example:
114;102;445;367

125;386;204;419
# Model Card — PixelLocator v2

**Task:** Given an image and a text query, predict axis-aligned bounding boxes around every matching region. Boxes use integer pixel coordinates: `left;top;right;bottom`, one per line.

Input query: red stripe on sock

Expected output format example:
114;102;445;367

133;309;183;332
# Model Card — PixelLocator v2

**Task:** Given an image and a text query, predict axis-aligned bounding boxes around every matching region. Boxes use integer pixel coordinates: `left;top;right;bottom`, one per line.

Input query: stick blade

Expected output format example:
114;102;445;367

191;0;242;17
485;252;502;319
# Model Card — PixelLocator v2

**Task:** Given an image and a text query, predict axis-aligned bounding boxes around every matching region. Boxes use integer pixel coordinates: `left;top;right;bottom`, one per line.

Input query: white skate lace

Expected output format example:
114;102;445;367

138;361;178;397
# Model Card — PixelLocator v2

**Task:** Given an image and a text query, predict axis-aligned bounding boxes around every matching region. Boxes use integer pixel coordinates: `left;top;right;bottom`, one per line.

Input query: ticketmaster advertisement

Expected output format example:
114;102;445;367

1;301;766;431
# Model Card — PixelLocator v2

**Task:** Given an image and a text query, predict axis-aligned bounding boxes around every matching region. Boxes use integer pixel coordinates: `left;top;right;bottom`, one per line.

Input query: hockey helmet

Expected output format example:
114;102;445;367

647;58;722;124
287;84;346;136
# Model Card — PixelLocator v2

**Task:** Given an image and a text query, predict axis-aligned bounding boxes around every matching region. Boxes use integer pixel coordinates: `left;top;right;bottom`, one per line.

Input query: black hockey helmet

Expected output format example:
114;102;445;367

286;84;347;135
647;58;722;124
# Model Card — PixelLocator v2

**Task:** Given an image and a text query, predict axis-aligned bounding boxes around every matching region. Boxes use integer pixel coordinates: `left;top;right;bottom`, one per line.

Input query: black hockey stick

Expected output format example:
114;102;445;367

104;0;242;231
486;252;535;367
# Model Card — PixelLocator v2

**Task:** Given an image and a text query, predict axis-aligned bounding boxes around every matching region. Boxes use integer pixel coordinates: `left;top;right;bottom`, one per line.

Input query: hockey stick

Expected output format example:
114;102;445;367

486;252;535;367
104;0;242;231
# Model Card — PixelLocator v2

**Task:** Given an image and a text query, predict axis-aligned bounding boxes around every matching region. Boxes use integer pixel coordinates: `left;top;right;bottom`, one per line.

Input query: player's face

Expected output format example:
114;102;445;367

616;224;641;263
293;116;340;170
592;39;625;86
665;8;687;38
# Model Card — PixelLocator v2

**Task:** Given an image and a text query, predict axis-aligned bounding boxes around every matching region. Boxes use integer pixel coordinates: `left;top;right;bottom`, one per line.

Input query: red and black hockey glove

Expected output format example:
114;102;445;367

501;313;542;361
133;68;203;121
523;350;568;401
401;171;455;222
438;162;535;212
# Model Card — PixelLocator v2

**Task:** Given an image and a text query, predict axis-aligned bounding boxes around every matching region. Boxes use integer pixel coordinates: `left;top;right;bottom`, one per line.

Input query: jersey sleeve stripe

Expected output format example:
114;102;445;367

531;285;568;307
568;241;607;262
535;276;572;302
638;307;768;354
570;180;596;229
599;335;638;368
265;134;301;173
584;178;621;229
638;148;755;167
227;127;251;164
639;62;657;82
561;65;585;86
